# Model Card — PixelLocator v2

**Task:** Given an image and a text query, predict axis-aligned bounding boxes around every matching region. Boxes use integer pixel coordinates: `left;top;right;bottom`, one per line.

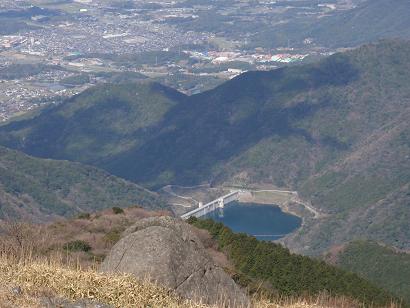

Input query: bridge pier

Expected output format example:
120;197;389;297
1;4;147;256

218;207;224;218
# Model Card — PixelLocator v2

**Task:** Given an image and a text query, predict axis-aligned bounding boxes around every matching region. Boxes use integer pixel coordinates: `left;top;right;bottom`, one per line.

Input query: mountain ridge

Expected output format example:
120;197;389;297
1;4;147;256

0;40;409;253
253;0;410;48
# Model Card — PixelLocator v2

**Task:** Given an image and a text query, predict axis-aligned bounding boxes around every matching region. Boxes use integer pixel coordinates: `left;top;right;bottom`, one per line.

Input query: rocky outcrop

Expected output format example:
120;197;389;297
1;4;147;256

100;216;249;307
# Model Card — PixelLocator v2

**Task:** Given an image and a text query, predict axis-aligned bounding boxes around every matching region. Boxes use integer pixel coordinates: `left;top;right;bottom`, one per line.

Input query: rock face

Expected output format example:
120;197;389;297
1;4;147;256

100;216;249;307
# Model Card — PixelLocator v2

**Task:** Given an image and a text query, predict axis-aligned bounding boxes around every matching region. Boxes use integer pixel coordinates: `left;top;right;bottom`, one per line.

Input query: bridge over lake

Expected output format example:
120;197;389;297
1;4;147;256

181;190;242;219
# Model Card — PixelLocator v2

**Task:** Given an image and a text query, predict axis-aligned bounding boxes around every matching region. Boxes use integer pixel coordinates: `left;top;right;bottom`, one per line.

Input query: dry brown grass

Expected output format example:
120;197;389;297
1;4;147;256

0;209;396;308
0;206;171;268
254;295;360;308
0;253;209;308
0;252;375;308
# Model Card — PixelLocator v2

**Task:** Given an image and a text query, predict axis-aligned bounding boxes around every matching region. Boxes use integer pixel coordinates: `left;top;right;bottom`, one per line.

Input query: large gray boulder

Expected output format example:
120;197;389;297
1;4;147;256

100;216;249;307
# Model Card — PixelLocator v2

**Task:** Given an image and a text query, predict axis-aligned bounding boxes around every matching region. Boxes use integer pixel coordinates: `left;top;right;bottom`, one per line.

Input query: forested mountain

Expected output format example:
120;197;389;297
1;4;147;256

189;218;404;307
0;40;409;253
325;241;410;303
0;82;185;165
253;0;410;48
308;0;410;47
0;146;164;222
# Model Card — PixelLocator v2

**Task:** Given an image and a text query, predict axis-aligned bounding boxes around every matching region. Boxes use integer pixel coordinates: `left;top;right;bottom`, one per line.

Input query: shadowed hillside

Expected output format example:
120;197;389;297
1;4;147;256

0;146;165;221
0;82;186;164
0;40;409;253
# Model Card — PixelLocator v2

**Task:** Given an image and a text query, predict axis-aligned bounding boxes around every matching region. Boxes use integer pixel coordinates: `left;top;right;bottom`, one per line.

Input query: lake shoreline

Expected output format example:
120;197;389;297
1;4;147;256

236;190;318;226
205;201;302;241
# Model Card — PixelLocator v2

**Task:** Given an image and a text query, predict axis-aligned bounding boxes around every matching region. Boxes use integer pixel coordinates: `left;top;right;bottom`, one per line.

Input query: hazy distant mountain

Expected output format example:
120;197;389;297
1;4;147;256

0;40;409;253
254;0;410;48
0;146;164;222
309;0;410;47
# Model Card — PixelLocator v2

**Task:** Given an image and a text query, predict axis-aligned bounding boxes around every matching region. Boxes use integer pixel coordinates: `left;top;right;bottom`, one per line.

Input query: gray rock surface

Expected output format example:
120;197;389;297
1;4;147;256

100;216;249;307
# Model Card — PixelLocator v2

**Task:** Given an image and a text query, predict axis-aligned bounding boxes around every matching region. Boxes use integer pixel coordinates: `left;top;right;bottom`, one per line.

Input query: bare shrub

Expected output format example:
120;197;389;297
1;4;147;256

0;220;53;258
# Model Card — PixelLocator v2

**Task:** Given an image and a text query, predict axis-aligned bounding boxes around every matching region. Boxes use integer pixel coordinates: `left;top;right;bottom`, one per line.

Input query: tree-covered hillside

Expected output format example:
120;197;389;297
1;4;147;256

0;146;164;221
308;0;410;47
188;218;405;307
253;0;410;48
326;241;410;304
0;40;409;253
0;82;186;164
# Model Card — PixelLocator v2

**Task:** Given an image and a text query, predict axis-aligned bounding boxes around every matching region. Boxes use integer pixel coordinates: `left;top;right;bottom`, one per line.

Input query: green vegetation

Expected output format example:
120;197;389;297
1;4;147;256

0;64;64;80
309;0;410;47
0;82;185;165
77;213;91;220
0;41;410;253
63;240;92;252
64;51;189;68
332;241;410;303
154;72;223;94
0;20;38;35
95;71;147;84
0;146;165;221
252;0;410;48
60;74;90;86
188;218;402;307
112;207;124;214
103;229;122;245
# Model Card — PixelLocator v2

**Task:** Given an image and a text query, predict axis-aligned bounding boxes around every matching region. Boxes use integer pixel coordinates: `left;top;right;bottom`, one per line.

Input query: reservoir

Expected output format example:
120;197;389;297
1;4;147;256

204;201;302;241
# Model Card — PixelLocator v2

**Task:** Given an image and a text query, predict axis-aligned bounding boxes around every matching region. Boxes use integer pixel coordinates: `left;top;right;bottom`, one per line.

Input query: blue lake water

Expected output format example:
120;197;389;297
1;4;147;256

204;202;302;241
